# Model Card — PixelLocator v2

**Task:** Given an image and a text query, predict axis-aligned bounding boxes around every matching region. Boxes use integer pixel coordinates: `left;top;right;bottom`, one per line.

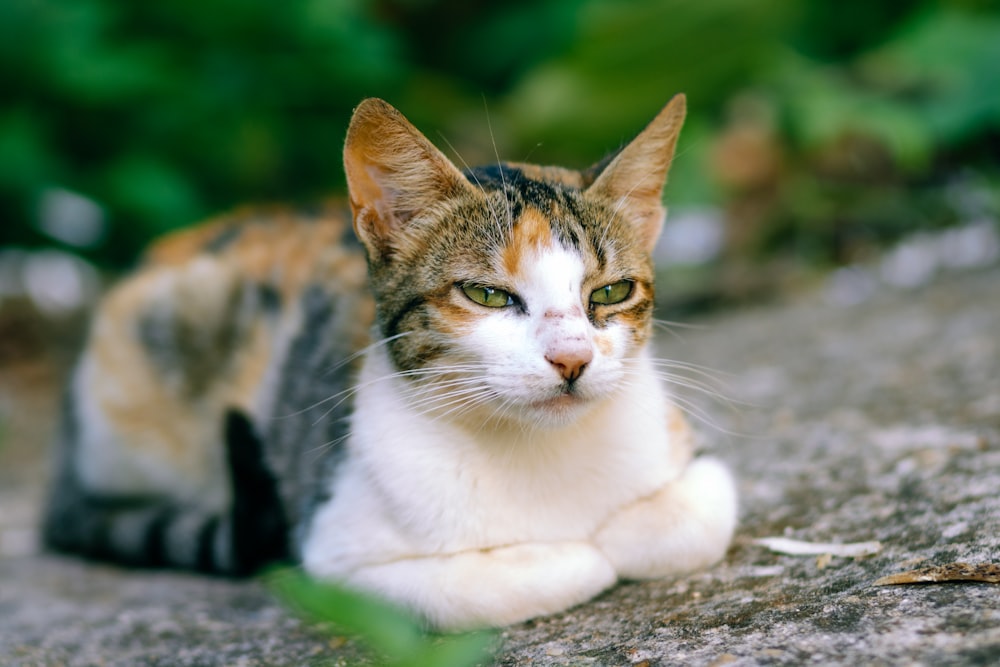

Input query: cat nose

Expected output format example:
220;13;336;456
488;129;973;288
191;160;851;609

545;347;593;382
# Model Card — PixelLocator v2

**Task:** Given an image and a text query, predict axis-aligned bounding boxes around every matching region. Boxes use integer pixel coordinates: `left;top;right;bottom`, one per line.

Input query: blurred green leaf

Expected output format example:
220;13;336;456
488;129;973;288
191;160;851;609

2;0;999;275
505;0;795;160
0;111;56;192
104;154;202;234
774;53;935;169
406;631;495;667
864;8;1000;142
269;569;495;667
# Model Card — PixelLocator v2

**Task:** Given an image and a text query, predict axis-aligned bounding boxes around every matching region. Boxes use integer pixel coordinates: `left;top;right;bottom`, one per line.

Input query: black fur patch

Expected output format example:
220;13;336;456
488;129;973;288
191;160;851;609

224;410;290;575
264;283;353;551
465;164;520;191
383;294;427;340
466;164;591;255
136;285;245;396
141;507;174;568
204;225;243;254
256;283;282;314
197;516;222;571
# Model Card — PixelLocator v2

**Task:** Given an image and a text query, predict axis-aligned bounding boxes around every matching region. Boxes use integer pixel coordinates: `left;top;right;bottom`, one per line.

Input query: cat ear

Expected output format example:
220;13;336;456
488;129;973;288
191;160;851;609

586;94;687;252
344;98;475;261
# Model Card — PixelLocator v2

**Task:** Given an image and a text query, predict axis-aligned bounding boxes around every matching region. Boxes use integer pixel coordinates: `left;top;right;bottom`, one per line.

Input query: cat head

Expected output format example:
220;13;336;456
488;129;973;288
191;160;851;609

343;96;685;428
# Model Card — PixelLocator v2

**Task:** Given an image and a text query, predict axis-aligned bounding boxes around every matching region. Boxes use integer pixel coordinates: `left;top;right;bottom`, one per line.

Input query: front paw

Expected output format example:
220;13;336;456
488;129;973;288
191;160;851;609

593;456;737;580
345;541;616;631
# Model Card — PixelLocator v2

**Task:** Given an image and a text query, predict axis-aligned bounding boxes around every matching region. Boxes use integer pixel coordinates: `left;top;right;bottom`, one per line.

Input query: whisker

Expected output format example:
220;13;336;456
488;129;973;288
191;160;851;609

402;384;491;414
437;127;509;249
437;131;478;182
291;362;492;425
617;355;752;429
614;376;746;438
626;355;737;385
481;96;515;234
303;368;501;453
599;171;657;249
650;318;713;344
275;334;415;421
318;331;411;378
625;363;735;400
408;387;499;425
634;367;746;411
652;317;711;331
305;430;351;461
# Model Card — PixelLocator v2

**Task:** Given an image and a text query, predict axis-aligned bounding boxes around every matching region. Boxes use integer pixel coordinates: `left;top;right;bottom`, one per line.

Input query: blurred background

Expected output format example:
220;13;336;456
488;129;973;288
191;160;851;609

0;0;998;647
1;0;999;343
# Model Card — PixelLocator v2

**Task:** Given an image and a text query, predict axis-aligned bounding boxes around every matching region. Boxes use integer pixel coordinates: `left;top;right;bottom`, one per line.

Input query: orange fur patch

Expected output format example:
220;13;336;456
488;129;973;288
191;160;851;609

88;205;373;471
432;296;478;336
147;206;369;307
91;274;208;467
666;403;694;470
594;333;614;357
503;207;554;278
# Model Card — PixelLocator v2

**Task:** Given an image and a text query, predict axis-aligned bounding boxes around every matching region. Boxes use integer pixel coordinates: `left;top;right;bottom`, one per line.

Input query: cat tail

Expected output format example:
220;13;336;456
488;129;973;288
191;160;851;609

42;406;289;576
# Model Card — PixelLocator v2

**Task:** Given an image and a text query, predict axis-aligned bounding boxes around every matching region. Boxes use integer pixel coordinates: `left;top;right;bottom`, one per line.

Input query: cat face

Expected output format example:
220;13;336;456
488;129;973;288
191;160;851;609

343;97;685;428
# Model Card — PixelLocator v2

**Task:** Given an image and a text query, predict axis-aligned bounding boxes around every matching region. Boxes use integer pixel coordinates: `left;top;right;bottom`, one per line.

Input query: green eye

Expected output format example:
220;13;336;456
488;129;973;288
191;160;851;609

590;280;633;305
462;284;515;308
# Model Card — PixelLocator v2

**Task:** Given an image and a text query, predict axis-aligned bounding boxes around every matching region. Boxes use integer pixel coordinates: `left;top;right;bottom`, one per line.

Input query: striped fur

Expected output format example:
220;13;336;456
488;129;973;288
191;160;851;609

43;96;738;629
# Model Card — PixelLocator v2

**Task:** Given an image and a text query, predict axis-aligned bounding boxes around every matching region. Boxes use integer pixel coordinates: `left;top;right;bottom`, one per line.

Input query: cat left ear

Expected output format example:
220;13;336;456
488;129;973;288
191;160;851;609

586;94;687;252
344;98;476;262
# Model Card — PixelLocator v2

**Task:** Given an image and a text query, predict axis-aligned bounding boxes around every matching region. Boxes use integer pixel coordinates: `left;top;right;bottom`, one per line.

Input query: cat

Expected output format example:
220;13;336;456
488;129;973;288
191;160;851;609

42;94;738;631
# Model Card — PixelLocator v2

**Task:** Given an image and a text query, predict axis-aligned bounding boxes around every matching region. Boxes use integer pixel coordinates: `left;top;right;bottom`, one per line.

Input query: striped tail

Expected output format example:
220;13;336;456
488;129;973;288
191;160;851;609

42;409;289;576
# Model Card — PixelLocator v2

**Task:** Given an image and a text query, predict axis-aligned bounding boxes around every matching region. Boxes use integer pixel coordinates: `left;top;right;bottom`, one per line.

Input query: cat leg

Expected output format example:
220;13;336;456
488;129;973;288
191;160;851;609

340;541;616;631
592;456;737;580
43;409;287;575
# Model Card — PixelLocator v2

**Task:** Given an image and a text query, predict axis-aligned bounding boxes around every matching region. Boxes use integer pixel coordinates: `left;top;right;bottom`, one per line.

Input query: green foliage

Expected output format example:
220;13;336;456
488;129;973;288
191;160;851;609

505;0;793;145
495;0;795;208
270;569;495;667
788;0;926;60
2;0;999;272
866;8;1000;147
724;4;1000;264
774;7;1000;168
0;0;408;264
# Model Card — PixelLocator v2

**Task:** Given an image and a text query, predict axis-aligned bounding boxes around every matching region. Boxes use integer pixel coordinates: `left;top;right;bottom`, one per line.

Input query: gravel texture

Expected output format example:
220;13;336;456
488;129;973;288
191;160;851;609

1;265;998;666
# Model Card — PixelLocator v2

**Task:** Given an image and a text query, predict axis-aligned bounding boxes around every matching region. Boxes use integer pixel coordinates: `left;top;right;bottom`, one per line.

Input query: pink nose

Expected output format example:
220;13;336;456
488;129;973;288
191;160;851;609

545;347;593;382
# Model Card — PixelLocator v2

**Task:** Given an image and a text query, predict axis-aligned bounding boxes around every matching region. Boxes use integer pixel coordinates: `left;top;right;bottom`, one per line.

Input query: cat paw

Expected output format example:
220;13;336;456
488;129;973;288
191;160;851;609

593;456;737;580
343;541;616;631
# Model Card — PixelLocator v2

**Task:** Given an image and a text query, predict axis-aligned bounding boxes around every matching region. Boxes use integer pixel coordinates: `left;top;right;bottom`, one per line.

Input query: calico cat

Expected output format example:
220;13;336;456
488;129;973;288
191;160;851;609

42;95;737;630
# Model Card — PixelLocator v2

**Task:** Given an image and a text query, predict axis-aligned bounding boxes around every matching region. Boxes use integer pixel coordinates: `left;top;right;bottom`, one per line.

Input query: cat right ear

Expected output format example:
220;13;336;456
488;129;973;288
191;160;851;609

344;99;475;262
585;94;687;253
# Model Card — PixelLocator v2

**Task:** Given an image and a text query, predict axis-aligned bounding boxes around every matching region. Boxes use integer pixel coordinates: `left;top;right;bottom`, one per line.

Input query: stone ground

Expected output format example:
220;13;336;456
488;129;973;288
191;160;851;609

1;264;998;666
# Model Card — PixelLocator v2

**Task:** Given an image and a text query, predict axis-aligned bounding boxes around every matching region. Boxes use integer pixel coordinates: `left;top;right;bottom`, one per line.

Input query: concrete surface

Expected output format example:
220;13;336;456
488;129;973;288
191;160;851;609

1;264;998;666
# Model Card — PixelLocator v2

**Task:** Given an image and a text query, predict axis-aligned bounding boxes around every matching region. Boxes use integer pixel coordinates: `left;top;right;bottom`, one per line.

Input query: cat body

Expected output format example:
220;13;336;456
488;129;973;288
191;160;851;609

43;96;737;630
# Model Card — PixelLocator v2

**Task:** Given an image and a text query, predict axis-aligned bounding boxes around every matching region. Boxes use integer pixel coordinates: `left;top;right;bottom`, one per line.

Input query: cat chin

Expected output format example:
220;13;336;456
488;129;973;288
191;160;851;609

451;391;596;432
520;392;598;428
529;392;586;414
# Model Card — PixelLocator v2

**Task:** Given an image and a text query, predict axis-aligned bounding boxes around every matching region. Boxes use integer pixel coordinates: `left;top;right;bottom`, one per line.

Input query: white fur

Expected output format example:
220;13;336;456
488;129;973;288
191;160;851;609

302;245;738;630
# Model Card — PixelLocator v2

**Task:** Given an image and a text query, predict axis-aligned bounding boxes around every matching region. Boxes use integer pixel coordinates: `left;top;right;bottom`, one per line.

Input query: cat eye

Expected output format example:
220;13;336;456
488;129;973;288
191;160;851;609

590;280;633;305
461;284;516;308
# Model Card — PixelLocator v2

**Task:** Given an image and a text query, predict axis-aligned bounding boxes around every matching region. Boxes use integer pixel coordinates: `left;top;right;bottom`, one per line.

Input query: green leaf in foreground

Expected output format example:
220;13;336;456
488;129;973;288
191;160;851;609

269;569;495;667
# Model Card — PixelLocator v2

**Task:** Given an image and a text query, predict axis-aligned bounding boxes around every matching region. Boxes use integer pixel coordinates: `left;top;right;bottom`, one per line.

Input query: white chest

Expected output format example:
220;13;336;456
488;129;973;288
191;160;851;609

303;349;683;571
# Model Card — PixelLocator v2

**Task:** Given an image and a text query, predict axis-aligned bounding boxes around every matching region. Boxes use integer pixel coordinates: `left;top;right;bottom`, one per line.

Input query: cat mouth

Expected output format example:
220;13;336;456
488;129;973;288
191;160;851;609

530;386;587;412
533;394;578;409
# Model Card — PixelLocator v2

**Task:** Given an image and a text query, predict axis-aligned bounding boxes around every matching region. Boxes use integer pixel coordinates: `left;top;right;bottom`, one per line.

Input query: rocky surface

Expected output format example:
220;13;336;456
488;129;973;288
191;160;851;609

1;264;998;666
